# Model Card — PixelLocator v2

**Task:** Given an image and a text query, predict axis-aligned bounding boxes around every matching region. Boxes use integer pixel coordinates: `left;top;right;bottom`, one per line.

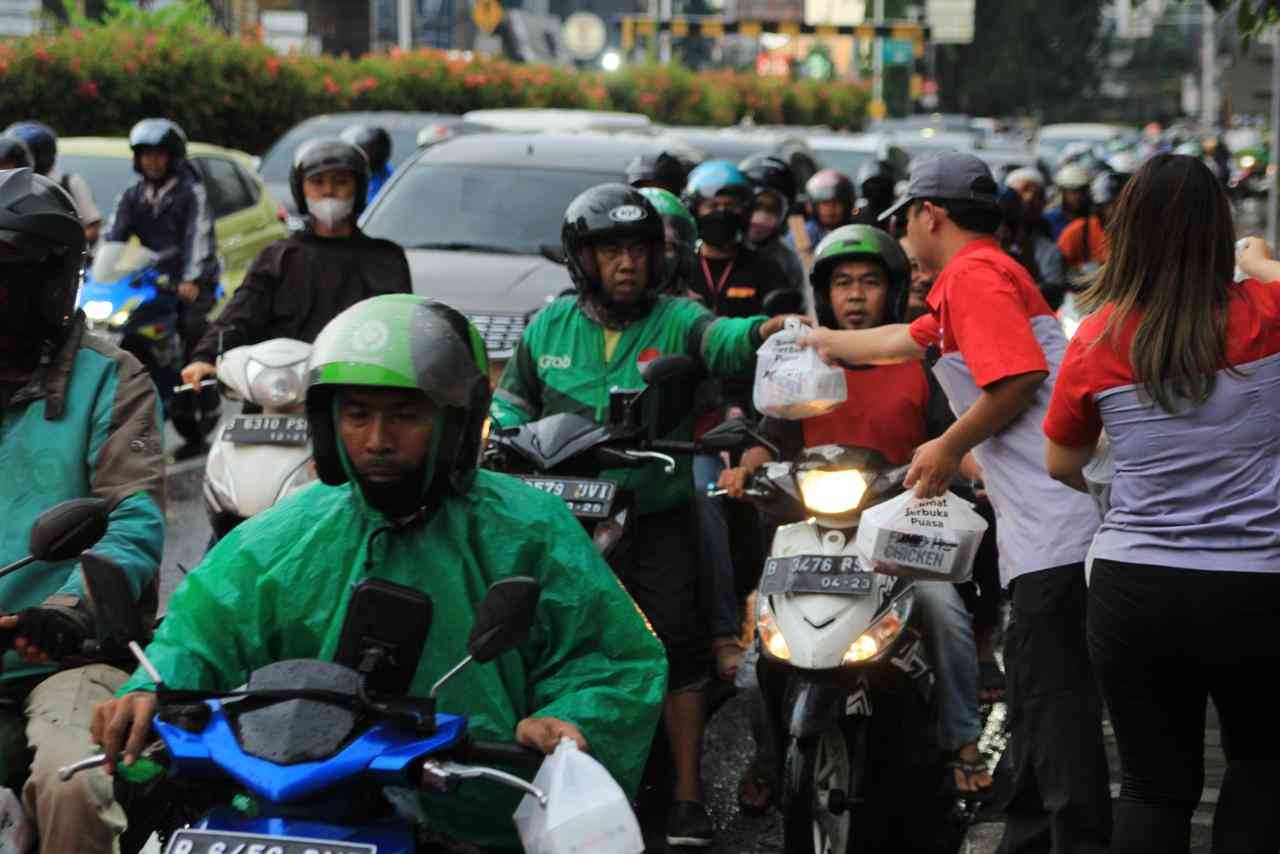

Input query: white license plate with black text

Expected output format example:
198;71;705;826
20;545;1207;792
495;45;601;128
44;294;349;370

163;828;375;854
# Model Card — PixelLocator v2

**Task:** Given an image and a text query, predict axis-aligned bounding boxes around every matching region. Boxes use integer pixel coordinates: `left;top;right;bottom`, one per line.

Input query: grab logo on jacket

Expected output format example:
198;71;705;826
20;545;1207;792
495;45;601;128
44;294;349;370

539;354;572;369
637;347;661;374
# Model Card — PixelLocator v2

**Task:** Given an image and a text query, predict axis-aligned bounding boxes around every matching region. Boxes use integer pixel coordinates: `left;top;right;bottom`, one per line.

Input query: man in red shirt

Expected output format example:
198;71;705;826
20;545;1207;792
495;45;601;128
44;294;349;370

802;153;1109;854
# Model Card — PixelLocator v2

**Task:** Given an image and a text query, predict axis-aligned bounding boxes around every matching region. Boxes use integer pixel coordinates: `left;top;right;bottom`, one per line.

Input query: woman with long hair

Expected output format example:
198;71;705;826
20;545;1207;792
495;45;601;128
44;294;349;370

1043;154;1280;853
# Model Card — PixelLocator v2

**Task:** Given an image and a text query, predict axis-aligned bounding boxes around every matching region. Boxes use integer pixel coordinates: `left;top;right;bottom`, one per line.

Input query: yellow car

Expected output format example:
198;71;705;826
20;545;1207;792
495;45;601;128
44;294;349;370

59;137;289;305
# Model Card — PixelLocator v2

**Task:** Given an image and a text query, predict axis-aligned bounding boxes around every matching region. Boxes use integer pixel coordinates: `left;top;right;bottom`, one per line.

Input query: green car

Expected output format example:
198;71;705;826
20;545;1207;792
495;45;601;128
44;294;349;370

59;137;289;308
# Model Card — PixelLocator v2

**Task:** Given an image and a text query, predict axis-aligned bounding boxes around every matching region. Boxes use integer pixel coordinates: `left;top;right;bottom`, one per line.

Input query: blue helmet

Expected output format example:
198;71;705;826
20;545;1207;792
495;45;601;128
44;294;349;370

3;121;56;175
682;159;753;212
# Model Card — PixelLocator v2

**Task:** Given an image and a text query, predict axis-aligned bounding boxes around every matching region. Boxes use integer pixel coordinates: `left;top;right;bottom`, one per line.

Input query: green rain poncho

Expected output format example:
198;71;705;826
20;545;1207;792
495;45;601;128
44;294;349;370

120;469;668;850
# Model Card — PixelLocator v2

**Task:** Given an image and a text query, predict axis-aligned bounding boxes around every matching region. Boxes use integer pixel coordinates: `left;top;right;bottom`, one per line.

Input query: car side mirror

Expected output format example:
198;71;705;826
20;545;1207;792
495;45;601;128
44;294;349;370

79;551;145;656
30;498;109;563
468;577;540;664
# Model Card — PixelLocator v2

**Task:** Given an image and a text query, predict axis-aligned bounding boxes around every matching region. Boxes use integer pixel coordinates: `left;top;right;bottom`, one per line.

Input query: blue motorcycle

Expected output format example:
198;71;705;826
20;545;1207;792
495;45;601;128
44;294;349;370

78;242;221;422
64;561;551;854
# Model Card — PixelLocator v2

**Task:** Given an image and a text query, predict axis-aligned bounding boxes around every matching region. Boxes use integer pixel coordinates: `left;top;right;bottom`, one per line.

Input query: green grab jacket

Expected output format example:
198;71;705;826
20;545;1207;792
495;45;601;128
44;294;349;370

491;295;766;515
120;469;667;850
0;317;165;682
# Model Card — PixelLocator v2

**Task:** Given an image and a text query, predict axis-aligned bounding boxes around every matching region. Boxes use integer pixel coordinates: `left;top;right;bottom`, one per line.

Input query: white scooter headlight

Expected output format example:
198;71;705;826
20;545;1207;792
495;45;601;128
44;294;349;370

245;359;308;410
842;591;914;665
83;300;114;323
757;597;791;661
798;468;867;516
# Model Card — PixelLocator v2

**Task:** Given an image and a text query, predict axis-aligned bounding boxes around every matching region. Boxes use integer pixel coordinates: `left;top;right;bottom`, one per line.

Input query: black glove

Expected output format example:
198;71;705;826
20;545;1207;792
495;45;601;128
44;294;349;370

13;606;92;660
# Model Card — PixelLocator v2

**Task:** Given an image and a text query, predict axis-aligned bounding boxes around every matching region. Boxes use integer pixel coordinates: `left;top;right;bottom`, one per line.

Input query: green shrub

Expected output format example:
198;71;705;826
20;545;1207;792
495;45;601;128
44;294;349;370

0;19;867;154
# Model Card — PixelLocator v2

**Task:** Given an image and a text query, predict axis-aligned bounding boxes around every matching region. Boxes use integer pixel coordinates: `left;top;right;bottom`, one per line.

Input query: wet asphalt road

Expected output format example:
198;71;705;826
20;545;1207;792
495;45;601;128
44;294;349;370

158;452;1223;854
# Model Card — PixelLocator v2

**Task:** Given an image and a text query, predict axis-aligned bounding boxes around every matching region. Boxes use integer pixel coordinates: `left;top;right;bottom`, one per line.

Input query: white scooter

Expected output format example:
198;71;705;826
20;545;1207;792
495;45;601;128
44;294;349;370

198;338;316;541
716;445;965;854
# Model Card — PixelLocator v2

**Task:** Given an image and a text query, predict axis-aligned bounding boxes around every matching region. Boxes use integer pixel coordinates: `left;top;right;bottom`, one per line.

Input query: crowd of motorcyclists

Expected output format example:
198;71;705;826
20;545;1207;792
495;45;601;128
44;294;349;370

0;108;1276;854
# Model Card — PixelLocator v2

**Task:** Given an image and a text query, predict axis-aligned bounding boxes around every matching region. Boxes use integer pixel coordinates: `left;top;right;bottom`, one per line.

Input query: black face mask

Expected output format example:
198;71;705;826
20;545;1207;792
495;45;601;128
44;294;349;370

697;209;747;249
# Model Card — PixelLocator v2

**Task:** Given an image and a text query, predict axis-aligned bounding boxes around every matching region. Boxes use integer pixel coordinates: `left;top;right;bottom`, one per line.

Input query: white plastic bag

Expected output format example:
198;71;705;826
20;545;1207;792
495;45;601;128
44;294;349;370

0;787;33;854
1082;432;1114;518
513;739;643;854
854;490;989;583
752;318;847;420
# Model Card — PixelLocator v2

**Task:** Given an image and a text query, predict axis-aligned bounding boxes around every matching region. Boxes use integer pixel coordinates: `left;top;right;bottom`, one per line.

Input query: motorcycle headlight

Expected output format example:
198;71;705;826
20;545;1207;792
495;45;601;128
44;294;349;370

1241;154;1257;169
798;469;867;516
83;300;114;323
843;591;914;665
758;597;791;661
109;297;142;329
245;359;307;409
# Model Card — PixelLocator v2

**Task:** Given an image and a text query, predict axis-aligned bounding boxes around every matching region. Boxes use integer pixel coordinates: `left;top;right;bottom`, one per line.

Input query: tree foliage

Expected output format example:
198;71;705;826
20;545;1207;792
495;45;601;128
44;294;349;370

1207;0;1280;38
934;0;1106;121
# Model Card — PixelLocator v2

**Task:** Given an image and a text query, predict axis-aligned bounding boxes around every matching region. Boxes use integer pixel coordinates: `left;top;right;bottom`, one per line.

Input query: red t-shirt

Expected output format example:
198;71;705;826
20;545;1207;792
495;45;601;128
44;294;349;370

1044;277;1280;447
1056;216;1108;270
908;237;1054;389
800;362;932;465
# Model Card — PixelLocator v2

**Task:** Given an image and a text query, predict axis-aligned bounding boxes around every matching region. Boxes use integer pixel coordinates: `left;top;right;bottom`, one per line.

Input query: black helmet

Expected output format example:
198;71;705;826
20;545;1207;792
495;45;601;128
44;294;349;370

339;124;393;174
289;138;371;218
739;154;797;206
562;183;666;297
3;122;56;175
809;225;910;328
307;295;490;518
0;169;87;339
0;137;34;170
128;118;187;176
625;152;689;194
855;160;899;219
805;168;856;219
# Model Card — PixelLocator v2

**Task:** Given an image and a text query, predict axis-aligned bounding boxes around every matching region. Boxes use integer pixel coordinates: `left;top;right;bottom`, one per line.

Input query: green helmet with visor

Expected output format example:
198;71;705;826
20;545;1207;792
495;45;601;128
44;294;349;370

307;295;491;513
637;187;697;294
809;224;910;329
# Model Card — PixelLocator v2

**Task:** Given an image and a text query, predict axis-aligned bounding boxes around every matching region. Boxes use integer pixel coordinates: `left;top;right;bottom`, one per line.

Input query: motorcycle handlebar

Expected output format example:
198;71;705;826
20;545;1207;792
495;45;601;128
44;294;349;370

463;740;545;770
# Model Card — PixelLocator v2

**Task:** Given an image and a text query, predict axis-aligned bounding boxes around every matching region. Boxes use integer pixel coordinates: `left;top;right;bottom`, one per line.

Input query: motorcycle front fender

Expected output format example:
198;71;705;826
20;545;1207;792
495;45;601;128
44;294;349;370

784;674;851;740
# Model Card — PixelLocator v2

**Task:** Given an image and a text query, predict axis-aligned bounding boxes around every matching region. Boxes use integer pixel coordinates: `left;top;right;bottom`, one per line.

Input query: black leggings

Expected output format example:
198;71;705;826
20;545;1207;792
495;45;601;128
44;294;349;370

1088;559;1280;854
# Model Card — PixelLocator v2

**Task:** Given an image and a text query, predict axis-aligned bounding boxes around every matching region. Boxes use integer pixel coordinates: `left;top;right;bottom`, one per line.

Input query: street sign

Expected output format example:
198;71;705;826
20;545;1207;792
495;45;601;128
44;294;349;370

882;38;913;65
561;11;607;60
804;0;865;27
926;0;974;45
472;0;504;35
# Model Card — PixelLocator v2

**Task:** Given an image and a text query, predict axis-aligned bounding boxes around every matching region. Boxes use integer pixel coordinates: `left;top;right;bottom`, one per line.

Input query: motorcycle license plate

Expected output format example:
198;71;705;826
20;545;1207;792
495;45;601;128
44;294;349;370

518;476;617;519
758;554;874;596
221;414;310;446
163;828;376;854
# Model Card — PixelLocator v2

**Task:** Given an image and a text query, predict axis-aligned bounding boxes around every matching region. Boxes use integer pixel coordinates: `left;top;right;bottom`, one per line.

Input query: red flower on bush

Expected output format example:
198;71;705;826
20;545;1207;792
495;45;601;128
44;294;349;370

323;75;342;95
464;73;487;89
265;57;280;79
77;80;99;99
33;47;50;64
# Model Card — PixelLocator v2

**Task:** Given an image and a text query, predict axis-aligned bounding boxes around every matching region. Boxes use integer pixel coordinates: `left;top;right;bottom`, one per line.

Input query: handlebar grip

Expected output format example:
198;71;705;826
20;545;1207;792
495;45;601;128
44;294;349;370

645;440;698;454
465;740;545;770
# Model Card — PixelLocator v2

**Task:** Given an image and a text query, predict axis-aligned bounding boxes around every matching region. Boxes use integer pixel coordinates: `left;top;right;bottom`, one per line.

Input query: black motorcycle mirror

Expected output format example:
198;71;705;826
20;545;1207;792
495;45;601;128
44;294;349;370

635;353;703;439
430;577;541;699
79;551;145;658
762;288;805;317
698;417;781;460
0;498;109;581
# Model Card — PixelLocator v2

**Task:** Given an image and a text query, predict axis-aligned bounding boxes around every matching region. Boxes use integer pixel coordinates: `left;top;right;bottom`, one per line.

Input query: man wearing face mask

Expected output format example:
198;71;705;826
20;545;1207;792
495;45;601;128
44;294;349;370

180;139;411;391
104;118;220;459
739;154;807;299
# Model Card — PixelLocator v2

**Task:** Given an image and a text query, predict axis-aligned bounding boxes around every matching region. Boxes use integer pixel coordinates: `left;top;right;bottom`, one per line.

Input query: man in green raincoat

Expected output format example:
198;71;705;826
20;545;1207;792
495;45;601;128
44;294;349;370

93;295;668;851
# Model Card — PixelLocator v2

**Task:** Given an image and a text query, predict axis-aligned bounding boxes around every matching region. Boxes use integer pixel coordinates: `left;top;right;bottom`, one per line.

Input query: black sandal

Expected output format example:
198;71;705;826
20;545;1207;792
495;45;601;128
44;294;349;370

944;759;994;801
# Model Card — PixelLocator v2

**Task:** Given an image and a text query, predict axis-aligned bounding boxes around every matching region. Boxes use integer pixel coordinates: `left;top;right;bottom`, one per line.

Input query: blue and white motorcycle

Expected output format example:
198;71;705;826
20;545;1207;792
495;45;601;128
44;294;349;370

63;560;557;854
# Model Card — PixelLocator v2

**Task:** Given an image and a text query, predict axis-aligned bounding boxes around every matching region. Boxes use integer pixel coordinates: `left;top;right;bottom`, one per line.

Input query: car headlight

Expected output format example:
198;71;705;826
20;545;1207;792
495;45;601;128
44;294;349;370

843;591;914;665
798;469;868;515
245;358;307;409
83;300;114;323
758;597;791;661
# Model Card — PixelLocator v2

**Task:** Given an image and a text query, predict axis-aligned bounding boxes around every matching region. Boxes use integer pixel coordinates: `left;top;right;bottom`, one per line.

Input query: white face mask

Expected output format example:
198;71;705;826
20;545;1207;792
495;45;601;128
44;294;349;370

309;197;354;230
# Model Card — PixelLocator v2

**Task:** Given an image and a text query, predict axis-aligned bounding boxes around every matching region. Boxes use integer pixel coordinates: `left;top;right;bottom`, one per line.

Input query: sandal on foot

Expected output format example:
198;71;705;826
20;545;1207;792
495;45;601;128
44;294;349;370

737;760;774;813
944;759;994;802
979;659;1006;702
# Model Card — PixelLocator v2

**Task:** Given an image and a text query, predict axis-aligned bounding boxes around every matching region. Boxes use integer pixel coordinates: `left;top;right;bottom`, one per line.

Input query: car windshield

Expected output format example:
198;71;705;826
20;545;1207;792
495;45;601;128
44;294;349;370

260;124;426;181
56;154;138;214
361;164;613;255
813;148;873;177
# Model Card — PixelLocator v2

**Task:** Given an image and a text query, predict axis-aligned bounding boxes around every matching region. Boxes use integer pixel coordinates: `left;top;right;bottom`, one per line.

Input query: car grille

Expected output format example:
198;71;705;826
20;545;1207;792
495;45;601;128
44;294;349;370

468;312;527;357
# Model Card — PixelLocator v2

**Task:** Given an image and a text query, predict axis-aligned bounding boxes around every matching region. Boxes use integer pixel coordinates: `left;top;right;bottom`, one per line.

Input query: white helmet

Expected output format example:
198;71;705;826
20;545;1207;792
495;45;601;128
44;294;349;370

1055;163;1091;190
1105;151;1141;174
